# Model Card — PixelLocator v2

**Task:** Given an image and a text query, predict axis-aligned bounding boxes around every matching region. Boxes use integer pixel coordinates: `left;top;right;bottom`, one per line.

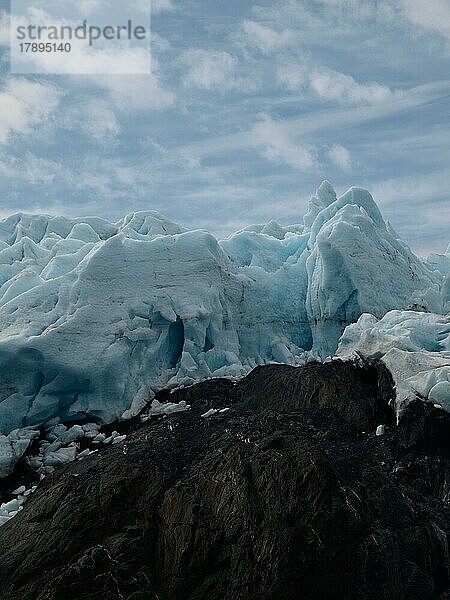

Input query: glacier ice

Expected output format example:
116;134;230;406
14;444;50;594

0;182;447;449
337;310;450;414
443;272;450;312
305;183;443;356
426;243;450;278
0;427;40;478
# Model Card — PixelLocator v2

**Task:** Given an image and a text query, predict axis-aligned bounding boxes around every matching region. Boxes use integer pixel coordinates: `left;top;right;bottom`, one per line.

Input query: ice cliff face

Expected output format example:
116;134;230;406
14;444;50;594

305;182;443;355
0;182;447;434
337;311;450;413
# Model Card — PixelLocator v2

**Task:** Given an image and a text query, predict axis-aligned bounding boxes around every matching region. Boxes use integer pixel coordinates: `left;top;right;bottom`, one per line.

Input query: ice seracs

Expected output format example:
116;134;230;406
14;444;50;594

0;183;447;462
304;186;442;356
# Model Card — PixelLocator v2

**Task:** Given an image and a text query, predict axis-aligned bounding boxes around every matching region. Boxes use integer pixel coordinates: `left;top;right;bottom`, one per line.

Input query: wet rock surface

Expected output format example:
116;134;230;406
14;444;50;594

0;360;450;600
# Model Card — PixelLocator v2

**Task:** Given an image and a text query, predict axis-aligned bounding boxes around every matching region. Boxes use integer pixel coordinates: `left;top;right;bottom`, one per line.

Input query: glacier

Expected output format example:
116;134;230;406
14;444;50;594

0;182;447;443
337;311;450;414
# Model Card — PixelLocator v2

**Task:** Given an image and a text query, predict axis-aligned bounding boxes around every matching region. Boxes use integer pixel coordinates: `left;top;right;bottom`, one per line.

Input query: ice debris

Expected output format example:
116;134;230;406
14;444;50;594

201;409;218;418
0;391;194;524
376;425;385;436
0;428;40;478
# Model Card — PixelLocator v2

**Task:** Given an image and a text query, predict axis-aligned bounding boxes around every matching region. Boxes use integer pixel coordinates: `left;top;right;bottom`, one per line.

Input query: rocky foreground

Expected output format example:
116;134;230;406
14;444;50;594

0;360;450;599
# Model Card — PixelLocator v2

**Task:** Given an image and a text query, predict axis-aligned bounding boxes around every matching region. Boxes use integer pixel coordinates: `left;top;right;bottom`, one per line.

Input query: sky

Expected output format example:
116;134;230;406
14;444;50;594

0;0;449;256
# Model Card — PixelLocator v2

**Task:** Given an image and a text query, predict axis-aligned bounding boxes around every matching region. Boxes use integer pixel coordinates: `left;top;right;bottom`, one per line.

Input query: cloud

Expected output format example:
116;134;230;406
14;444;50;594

16;55;174;112
0;151;63;185
279;64;397;105
181;49;237;90
96;71;176;110
0;204;66;220
0;160;14;177
0;150;152;203
9;6;152;75
0;0;447;259
16;42;152;76
153;0;175;13
132;0;174;14
310;68;395;104
328;144;352;172
21;153;58;184
81;101;120;141
277;64;309;90
61;99;120;143
251;0;397;37
178;81;449;166
0;78;61;144
399;0;450;40
74;0;104;16
368;171;450;255
251;117;317;170
6;5;174;108
252;0;450;46
241;20;295;54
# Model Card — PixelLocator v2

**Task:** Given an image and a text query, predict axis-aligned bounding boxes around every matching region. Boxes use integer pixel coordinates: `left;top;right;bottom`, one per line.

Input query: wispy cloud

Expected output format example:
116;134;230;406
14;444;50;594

94;70;176;111
60;99;120;143
251;116;317;171
399;0;450;40
279;64;397;105
181;49;237;90
0;78;61;144
74;0;105;16
179;81;450;162
328;144;352;172
368;171;450;255
309;67;396;105
240;20;295;54
151;0;175;14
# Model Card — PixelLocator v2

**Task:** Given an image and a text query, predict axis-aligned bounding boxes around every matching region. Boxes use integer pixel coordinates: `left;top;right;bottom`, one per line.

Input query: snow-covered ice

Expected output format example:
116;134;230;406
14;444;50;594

0;181;447;471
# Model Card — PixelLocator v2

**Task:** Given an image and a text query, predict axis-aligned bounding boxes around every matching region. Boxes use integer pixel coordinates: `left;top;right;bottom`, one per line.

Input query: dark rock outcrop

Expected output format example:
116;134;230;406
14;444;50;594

0;360;449;600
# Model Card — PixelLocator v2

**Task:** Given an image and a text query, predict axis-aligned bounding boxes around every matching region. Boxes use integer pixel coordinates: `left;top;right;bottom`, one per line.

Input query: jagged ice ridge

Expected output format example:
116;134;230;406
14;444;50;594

0;181;447;456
